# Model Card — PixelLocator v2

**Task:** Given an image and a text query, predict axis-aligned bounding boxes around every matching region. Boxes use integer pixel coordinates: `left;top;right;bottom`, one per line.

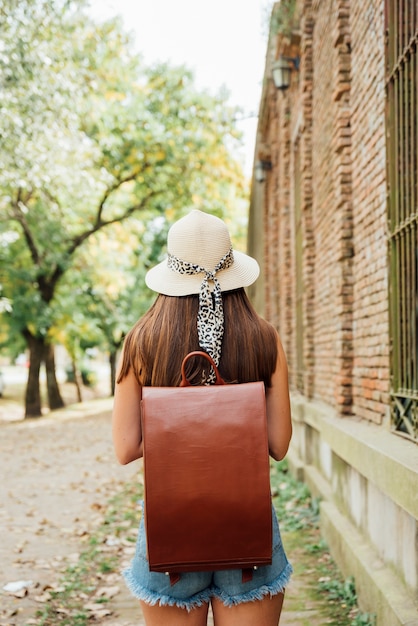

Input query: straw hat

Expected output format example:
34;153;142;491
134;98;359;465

145;209;260;296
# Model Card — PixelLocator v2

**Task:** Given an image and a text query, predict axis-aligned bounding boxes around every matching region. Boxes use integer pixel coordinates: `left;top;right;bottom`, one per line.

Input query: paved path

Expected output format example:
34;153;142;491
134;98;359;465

0;399;325;626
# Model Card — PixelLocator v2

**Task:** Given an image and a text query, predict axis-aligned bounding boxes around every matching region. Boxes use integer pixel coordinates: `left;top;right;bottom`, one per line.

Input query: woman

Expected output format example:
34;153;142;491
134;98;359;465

112;209;293;626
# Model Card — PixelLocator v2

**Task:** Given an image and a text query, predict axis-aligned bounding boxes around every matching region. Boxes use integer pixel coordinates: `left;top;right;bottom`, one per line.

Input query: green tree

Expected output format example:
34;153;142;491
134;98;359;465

53;218;161;396
0;0;246;416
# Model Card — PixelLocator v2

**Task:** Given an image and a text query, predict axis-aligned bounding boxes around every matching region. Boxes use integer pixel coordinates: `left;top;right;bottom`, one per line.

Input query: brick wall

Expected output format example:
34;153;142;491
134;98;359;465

249;4;417;618
311;0;347;407
299;0;315;397
350;0;389;423
251;0;389;423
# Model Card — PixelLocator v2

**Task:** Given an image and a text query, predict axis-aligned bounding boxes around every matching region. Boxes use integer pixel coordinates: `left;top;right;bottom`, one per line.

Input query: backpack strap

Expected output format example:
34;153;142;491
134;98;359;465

241;568;254;583
169;572;181;586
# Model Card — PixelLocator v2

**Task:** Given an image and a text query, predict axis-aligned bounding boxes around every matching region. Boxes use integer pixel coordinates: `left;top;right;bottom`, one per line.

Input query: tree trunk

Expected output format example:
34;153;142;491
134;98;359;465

25;334;44;418
109;350;117;397
44;343;65;410
71;359;83;403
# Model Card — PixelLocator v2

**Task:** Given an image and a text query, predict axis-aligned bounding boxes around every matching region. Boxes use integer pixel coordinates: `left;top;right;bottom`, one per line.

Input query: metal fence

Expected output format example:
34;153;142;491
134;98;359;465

386;0;418;440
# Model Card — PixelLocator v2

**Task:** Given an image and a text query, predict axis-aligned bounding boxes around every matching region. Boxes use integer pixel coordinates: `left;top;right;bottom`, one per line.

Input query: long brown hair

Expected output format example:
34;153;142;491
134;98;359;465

117;288;278;387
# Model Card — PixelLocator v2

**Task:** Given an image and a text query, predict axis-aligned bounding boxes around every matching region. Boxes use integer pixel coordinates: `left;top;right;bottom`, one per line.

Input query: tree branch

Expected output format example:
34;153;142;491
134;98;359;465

67;188;161;257
12;190;40;266
95;167;149;227
43;188;63;215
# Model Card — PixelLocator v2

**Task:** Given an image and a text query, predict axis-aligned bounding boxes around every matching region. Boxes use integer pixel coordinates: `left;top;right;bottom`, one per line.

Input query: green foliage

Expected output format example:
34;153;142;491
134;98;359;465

318;576;376;626
0;0;247;412
270;0;300;38
65;364;97;387
319;575;358;608
270;460;319;531
354;611;376;623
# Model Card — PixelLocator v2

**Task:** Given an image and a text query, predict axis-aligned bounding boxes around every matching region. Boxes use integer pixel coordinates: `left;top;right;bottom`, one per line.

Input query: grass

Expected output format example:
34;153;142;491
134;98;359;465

33;461;376;625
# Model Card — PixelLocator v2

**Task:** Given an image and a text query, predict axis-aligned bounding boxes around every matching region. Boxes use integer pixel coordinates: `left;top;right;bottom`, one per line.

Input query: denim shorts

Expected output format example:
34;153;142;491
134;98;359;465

123;502;292;611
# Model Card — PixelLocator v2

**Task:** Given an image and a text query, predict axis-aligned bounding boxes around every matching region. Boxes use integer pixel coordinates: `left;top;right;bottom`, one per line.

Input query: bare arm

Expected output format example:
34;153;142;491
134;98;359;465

265;334;292;461
112;358;143;465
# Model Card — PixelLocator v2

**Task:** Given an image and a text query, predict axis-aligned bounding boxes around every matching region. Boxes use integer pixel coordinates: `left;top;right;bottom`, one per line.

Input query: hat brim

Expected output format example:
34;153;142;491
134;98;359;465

145;250;260;296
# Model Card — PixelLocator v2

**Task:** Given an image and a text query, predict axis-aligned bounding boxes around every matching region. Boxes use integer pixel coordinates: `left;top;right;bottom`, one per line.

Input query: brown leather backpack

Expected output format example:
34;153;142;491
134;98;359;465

141;351;272;584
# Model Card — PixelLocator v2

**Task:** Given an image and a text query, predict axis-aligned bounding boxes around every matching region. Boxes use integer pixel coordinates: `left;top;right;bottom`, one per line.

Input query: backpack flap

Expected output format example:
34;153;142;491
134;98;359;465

141;373;272;573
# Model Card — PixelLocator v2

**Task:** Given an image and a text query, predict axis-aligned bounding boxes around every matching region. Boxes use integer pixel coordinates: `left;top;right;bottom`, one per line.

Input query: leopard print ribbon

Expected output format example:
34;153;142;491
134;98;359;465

167;248;234;383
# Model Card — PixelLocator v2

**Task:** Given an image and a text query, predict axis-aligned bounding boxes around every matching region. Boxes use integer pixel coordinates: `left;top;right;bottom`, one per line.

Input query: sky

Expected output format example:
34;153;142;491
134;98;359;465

90;0;273;176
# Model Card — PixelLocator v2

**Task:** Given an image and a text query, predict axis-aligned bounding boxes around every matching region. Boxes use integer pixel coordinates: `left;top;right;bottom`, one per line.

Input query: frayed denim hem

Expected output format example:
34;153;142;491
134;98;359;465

211;562;293;607
123;568;212;612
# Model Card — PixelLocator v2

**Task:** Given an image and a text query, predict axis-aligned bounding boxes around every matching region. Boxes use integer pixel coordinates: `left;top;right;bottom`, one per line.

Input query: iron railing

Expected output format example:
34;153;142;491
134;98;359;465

386;0;418;441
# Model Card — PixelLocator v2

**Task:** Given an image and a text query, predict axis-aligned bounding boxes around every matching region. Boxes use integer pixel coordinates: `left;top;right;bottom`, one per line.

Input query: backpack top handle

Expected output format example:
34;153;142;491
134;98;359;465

180;351;226;387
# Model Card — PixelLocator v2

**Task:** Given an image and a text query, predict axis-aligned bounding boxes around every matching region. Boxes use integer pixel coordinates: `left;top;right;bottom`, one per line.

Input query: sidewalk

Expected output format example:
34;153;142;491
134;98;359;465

0;399;338;625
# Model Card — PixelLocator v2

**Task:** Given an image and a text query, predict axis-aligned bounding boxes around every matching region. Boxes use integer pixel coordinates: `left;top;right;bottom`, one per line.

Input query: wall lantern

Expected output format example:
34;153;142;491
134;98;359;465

272;55;300;91
254;160;272;183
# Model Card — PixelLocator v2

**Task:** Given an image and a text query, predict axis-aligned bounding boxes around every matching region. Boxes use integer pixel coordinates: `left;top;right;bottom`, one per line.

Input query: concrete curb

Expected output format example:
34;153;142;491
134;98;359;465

321;500;418;626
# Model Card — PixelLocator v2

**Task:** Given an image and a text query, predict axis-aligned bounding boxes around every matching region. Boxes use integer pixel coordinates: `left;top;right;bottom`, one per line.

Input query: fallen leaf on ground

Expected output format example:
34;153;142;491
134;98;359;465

34;592;51;603
56;607;71;615
6;588;28;598
106;536;120;546
91;502;105;511
95;585;120;599
13;541;27;553
84;603;113;619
